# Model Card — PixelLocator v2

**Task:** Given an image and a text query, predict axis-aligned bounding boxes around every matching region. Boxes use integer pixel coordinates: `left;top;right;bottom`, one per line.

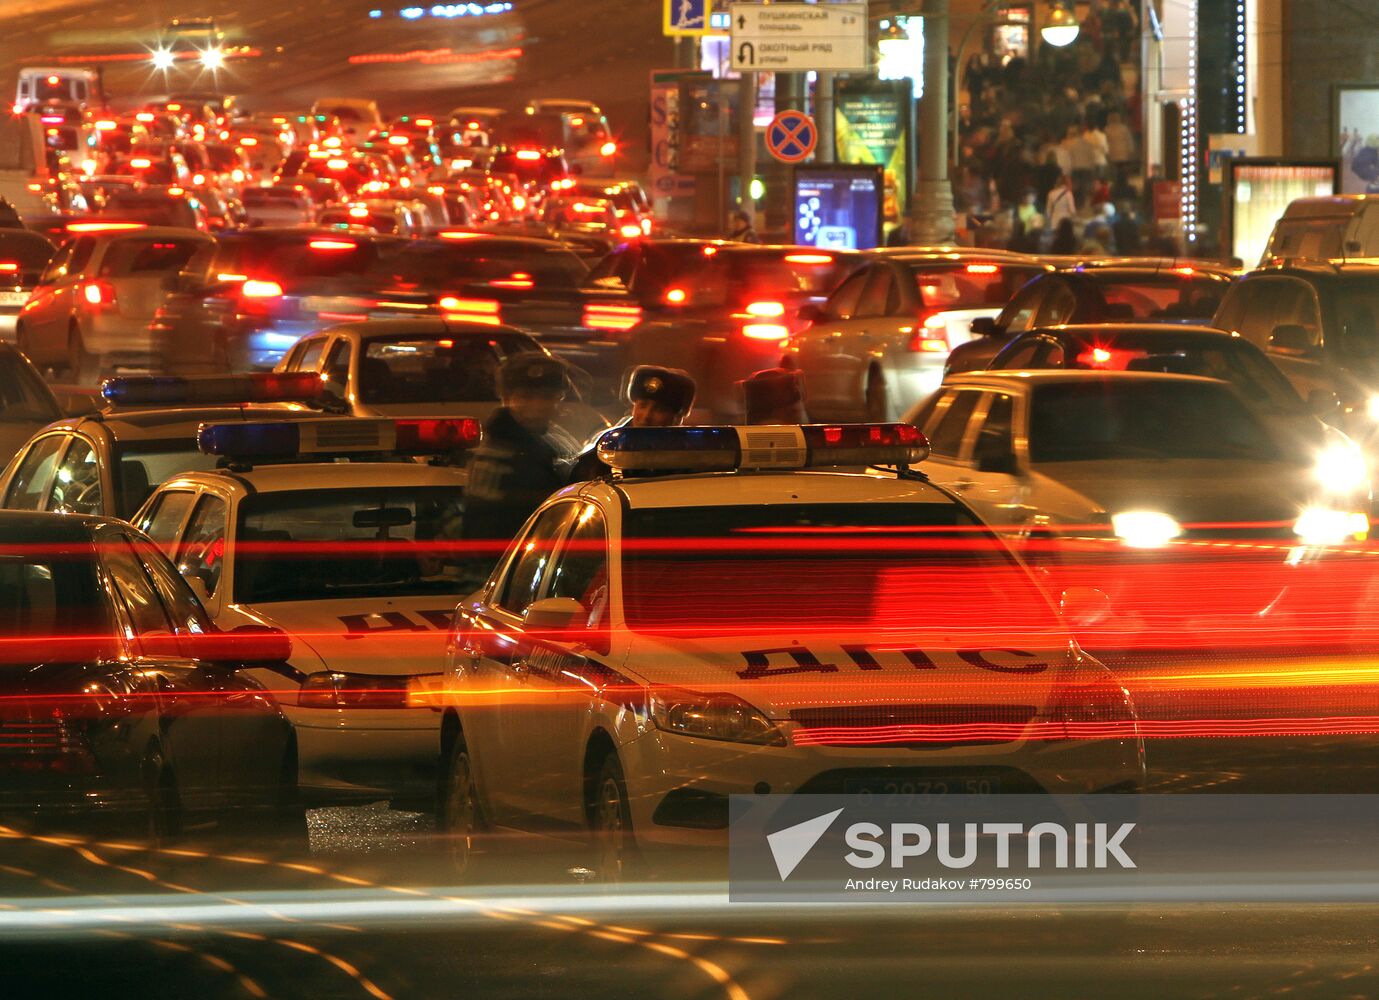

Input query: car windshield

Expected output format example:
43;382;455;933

1057;333;1308;413
621;502;1060;637
234;487;468;603
1090;273;1230;319
368;240;588;289
358;335;530;404
1028;380;1279;462
910;263;1046;308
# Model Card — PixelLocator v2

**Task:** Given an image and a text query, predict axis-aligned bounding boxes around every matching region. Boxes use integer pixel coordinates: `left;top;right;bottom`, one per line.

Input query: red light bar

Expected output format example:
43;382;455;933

583;302;643;332
394;417;482;453
66;221;147;233
437;230;482;240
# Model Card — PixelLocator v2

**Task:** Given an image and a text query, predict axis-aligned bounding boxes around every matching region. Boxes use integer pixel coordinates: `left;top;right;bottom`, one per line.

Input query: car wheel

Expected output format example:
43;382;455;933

67;324;99;385
142;748;181;847
590;752;637;882
864;369;889;422
437;730;486;875
270;744;309;851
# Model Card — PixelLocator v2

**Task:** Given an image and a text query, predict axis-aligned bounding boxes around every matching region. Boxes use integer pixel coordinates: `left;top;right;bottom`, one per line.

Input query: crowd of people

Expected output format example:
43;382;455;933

950;0;1157;256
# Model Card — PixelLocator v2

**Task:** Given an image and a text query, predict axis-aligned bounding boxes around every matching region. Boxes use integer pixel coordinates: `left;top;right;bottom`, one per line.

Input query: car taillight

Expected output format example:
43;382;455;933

488;273;534;290
298;671;413;710
82;280;115;308
742;323;789;341
745;301;785;318
907;313;949;352
0;261;18;275
583;302;642;332
438;296;502;325
0;703;97;775
664;287;688;306
129;157;152;169
241;279;284;299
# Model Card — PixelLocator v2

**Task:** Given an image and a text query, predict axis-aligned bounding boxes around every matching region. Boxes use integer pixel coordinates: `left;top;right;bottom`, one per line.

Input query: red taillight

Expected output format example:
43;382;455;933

784;253;833;264
745;301;785;318
489;273;534;289
129;157;152;169
66;221;147;233
241;279;284;299
583;302;642;332
599;141;617;157
742;323;789;341
664;287;688;305
394;418;483;452
965;263;999;274
308;239;356;251
40;115;63;124
438;296;502;325
0;261;18;274
907;313;949;352
135;112;155;122
82;280;115;308
94;119;117;131
515;149;542;161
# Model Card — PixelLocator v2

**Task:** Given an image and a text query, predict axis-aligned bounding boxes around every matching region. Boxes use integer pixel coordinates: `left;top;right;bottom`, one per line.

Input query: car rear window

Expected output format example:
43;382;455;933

634;246;852;304
369;240;588;289
97;237;203;276
0;231;55;271
101;195;197;229
214;235;382;280
909;263;1045;309
359;336;516;404
1091;274;1230;320
0;548;110;651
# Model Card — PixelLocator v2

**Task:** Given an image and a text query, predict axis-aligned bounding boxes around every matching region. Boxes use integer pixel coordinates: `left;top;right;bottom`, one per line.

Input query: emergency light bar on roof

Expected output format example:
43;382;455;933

596;424;929;473
101;372;325;407
198;417;481;459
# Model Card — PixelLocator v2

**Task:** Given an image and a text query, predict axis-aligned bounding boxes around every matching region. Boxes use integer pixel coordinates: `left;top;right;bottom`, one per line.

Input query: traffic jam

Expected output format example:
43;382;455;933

1;7;1379;996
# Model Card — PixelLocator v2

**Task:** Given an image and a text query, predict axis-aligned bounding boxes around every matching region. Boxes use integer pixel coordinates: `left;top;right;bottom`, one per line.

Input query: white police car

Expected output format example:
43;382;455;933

438;423;1145;877
135;416;484;808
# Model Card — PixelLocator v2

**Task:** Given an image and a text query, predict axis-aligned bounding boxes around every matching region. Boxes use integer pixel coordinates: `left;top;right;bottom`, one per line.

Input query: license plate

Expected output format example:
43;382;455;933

302;296;359;314
843;776;1001;799
0;291;28;306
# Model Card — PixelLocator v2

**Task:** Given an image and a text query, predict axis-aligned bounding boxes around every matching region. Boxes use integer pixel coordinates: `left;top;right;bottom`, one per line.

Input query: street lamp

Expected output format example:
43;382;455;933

1040;1;1080;47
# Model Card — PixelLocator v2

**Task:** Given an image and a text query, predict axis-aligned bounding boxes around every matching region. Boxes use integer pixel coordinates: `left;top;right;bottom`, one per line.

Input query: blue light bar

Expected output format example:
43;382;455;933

596;424;929;473
101;373;324;407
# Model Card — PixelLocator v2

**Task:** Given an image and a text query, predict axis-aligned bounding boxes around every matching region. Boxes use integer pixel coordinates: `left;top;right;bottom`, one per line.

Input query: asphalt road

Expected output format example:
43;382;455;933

0;0;673;172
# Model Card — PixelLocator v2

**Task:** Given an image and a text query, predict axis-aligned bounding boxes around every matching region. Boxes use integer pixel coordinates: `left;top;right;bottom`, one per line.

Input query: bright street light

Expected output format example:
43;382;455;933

1041;1;1080;47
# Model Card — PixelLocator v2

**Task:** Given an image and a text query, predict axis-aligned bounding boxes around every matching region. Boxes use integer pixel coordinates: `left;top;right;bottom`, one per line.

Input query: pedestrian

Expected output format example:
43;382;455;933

1104;110;1136;182
740;367;807;424
1045;173;1077;232
460;353;578;565
727;210;759;243
570;364;697;481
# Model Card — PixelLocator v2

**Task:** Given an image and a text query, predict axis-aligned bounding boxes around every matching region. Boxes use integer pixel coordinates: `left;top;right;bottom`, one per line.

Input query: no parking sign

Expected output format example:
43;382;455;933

767;110;816;164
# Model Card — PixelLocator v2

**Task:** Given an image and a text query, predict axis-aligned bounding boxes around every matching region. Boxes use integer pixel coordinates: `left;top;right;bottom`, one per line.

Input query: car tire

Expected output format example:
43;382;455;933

67;324;98;385
437;729;487;876
270;744;309;851
864;369;889;422
142;748;181;847
590;752;637;882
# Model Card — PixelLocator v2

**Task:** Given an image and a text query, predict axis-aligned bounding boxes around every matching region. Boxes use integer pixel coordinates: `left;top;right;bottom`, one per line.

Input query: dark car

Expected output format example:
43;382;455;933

584;238;858;413
947;261;1237;374
0;229;55;340
150;228;404;372
0;510;299;839
1212;261;1379;440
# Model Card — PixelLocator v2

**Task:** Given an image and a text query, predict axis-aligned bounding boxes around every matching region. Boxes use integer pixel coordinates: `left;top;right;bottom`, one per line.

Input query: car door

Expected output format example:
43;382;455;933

134;533;285;809
504;500;611;823
795;266;874;417
462;502;579;823
97;526;223;811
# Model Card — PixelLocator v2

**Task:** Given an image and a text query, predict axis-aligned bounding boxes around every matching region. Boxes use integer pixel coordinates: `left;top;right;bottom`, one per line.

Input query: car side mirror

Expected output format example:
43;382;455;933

969;316;1001;337
190;625;293;667
1059;587;1112;629
523;596;585;635
797;302;825;323
1269;324;1316;357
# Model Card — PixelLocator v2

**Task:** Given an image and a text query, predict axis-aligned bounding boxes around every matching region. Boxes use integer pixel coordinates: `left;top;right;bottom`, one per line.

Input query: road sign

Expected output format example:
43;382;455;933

729;2;869;72
664;0;712;36
767;110;817;164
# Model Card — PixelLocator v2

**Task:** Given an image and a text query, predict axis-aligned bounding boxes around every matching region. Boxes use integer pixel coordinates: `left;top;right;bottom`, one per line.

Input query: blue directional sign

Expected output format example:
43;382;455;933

664;0;711;36
767;110;817;164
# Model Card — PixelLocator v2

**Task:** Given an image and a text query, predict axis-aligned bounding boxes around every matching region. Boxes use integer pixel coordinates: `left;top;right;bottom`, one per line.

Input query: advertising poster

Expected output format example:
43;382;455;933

1336;86;1379;194
793;164;883;250
649;69;700;209
834;78;910;231
677;76;738;174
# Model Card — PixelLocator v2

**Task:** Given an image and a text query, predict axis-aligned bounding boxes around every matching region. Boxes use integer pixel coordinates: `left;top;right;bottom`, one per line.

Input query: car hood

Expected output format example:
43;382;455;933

1035;458;1313;524
619;630;1076;720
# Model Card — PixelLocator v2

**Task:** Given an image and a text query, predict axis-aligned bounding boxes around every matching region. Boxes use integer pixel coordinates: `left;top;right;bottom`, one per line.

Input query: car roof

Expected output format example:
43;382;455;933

1050;263;1234;279
866;245;1041;261
1024;323;1233;338
945;369;1224;389
1249;260;1379;277
170;461;467;494
592;471;962;511
80;224;210;241
0;509;118;542
310;318;533;340
40;405;319;442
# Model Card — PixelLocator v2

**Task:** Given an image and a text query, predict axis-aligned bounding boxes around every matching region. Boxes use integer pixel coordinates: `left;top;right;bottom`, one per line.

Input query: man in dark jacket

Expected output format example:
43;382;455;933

570;364;696;481
461;354;576;563
740;367;807;424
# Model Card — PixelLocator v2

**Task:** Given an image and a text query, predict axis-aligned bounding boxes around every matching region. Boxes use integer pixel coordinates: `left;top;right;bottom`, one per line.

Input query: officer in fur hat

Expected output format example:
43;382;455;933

570;365;696;481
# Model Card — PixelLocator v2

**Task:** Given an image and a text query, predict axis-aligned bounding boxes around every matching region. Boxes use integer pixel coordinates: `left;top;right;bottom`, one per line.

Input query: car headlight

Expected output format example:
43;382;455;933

1293;507;1370;546
1314;441;1368;494
650;688;786;746
1367;395;1379;423
1111;510;1181;549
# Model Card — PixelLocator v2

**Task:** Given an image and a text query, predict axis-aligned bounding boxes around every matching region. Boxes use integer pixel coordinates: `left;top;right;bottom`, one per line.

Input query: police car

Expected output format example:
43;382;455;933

438;423;1145;877
134;416;486;808
0;373;326;520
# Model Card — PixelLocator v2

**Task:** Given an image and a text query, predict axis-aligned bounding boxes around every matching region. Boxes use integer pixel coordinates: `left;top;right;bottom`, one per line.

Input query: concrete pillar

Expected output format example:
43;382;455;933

910;0;955;243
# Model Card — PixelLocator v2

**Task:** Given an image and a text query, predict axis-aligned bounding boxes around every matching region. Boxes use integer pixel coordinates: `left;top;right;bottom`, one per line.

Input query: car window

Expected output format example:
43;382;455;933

40;242;73;283
999;339;1043;369
134;535;210;635
1035;281;1077;326
854;267;895;318
1000;283;1044;333
545;503;609;650
296;339;327;372
1269;278;1322;349
973;393;1015;468
927;390;982;460
910;264;1045;310
67;237;96;276
1221;278;1282;350
4;434;65;510
495;503;578;616
361;336;509;404
48;437;100;514
0;351;58;422
139;489;197;548
97;237;204;277
824;269;869;320
177;495;229;599
586;248;635;290
100;533;175;638
323;338;352;392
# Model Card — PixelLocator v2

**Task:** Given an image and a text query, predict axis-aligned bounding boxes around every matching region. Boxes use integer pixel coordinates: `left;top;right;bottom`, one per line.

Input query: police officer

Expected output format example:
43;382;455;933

740;367;807;424
461;353;577;563
570;364;696;481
